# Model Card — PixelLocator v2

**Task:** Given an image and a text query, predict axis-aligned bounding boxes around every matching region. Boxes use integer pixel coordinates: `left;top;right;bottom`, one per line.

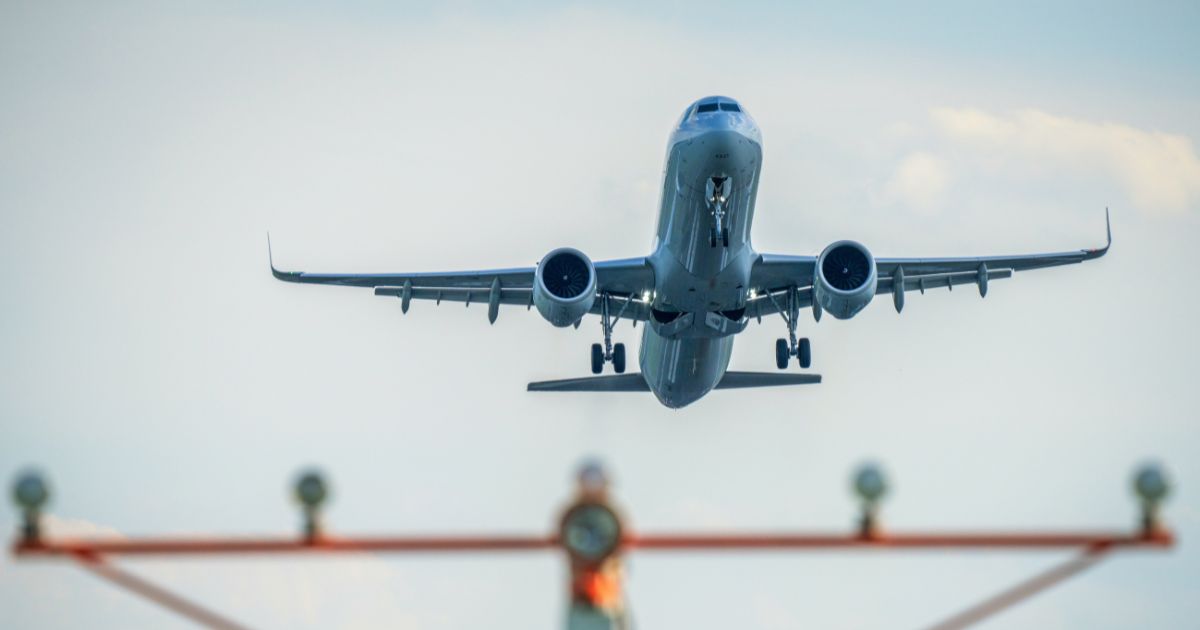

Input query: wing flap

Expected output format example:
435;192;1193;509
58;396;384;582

374;286;534;307
371;286;650;322
876;268;1013;295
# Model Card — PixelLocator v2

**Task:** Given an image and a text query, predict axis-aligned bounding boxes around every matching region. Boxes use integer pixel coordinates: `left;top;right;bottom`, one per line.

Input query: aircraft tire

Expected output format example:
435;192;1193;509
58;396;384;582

721;227;730;247
613;343;626;374
591;343;604;374
798;338;812;369
775;338;789;369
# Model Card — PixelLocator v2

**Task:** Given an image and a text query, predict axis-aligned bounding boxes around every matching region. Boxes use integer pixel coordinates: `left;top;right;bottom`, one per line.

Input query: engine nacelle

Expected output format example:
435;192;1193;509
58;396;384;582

813;240;877;320
534;248;596;327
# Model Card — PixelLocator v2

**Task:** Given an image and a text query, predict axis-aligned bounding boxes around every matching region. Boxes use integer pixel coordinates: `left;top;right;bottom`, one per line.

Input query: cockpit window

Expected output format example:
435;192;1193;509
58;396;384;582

719;102;741;112
696;102;719;113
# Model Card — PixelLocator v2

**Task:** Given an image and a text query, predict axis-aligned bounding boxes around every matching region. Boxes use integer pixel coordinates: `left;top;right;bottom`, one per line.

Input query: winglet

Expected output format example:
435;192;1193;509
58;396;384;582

267;232;303;282
1084;208;1111;259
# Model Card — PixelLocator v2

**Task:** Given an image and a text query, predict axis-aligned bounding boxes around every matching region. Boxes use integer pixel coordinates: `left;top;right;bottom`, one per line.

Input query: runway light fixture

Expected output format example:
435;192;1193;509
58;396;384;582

560;501;623;568
1132;464;1171;534
12;470;50;543
293;469;329;541
576;458;610;498
852;463;888;538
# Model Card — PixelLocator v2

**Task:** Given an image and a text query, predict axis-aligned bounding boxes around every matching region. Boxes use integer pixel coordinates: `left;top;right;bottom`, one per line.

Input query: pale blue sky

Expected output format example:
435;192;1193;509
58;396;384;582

1;2;1197;628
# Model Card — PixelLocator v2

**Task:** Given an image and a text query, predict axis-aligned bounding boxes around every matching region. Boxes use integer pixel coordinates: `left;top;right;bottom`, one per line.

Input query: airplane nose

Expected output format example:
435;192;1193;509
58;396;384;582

696;128;757;164
693;112;760;145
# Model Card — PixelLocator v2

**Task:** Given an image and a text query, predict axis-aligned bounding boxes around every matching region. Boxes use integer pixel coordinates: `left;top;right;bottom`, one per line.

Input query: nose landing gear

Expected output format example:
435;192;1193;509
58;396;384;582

706;177;731;248
767;286;813;369
590;293;630;374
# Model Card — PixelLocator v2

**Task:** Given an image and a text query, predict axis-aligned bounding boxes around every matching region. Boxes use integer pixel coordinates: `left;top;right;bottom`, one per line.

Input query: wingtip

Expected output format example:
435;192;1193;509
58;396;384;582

1085;208;1111;259
267;231;284;276
1105;207;1112;246
267;232;302;281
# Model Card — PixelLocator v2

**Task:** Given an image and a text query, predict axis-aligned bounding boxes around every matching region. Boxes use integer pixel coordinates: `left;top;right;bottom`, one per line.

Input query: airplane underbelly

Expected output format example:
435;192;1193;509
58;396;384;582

652;130;761;315
639;327;734;409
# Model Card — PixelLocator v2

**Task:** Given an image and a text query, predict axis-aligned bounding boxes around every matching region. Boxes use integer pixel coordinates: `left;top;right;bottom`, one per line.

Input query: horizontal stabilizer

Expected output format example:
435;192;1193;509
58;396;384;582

527;371;821;393
527;374;650;392
714;371;822;389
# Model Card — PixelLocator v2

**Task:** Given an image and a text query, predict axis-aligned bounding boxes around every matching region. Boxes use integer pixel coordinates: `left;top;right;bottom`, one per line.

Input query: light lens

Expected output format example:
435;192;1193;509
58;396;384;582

854;465;887;503
13;472;49;510
562;503;621;564
295;471;328;508
1134;465;1170;503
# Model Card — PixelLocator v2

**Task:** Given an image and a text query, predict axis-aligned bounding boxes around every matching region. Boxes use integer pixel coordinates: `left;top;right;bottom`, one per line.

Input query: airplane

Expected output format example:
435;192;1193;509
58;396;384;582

270;95;1110;409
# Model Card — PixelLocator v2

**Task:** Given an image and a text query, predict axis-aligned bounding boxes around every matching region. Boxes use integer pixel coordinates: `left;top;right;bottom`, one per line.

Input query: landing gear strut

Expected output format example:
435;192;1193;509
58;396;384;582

706;177;731;248
767;286;812;369
591;293;630;374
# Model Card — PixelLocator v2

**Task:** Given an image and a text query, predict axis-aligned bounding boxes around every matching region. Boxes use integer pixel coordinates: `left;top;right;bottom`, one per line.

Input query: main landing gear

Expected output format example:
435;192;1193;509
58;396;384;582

775;337;811;370
591;293;631;374
767;286;813;370
707;176;731;248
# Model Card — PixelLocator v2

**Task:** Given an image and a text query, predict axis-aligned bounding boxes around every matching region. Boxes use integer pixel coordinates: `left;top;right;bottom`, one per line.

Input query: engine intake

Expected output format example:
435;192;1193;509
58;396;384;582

534;248;596;327
814;240;877;319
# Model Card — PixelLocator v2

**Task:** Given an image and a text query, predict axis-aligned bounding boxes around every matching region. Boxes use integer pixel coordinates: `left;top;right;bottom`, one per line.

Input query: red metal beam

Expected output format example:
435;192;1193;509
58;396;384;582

71;550;254;630
924;543;1112;630
14;534;558;556
13;529;1172;557
625;530;1174;550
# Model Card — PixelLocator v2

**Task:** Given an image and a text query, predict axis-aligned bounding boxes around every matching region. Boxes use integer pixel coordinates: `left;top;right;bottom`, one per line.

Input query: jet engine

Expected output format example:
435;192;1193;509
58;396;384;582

813;240;877;320
534;248;597;327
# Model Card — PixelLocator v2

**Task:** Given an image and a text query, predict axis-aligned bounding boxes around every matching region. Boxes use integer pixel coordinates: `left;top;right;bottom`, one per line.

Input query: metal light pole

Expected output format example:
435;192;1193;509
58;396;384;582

293;469;329;542
11;470;49;543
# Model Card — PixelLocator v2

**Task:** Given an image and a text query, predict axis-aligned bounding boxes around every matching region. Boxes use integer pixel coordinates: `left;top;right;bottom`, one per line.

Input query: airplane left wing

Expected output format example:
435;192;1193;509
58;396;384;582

268;239;654;323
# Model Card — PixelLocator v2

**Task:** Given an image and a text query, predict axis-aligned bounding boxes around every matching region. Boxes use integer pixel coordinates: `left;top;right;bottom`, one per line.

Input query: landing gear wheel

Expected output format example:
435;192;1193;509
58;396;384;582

721;227;730;247
591;343;604;374
798;337;812;369
775;338;790;370
709;227;718;247
612;343;626;374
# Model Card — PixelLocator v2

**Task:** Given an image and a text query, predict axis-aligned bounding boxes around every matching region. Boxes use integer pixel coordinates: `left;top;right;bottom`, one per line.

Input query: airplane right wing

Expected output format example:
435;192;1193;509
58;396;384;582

745;210;1110;320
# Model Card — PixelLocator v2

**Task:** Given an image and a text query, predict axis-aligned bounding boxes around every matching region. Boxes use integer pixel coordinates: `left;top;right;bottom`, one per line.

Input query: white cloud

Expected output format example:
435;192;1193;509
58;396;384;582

929;108;1200;214
883;151;951;215
42;514;125;539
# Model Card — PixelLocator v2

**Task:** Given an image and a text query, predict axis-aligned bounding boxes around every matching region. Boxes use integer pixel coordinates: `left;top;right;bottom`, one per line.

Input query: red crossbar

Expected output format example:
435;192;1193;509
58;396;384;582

12;529;1173;557
12;527;1173;630
14;534;559;556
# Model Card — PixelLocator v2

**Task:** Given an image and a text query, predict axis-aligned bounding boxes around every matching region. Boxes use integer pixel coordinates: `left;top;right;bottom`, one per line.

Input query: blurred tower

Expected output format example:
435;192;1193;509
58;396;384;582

561;459;629;630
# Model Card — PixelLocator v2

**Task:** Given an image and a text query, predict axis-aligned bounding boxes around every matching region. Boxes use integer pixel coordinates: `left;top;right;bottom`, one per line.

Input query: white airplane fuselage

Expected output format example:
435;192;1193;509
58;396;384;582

639;97;764;408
